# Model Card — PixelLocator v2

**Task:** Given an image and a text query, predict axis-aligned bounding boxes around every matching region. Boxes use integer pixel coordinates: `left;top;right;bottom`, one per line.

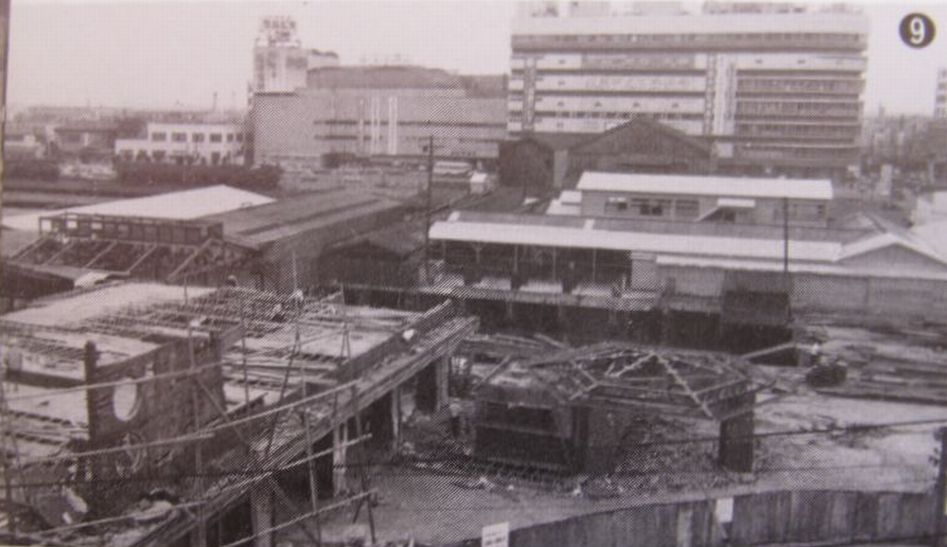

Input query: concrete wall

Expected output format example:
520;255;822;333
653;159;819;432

252;90;506;165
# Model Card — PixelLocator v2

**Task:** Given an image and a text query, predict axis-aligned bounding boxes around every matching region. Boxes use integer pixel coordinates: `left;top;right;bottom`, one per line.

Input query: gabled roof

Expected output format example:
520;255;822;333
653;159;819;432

577;172;834;201
839;231;947;266
573;116;714;155
2;185;274;231
519;116;714;155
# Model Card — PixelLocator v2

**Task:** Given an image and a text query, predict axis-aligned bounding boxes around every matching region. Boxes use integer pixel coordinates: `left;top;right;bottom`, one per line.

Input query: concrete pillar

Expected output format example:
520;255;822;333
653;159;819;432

436;356;449;412
366;390;401;452
719;411;754;473
250;488;273;547
415;356;449;413
333;422;349;496
391;385;402;451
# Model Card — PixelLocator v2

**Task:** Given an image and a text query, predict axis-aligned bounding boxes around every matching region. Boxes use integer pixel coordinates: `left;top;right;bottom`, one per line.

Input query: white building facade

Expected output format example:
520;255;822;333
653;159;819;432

115;122;246;166
509;2;868;178
252;16;340;94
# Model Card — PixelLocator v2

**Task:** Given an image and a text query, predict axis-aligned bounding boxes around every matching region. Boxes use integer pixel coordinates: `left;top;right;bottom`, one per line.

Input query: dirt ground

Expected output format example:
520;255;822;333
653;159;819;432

275;387;947;546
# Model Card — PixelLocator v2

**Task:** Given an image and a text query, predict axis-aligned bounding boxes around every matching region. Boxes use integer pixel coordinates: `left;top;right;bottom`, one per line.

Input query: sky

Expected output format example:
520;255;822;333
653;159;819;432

7;0;947;115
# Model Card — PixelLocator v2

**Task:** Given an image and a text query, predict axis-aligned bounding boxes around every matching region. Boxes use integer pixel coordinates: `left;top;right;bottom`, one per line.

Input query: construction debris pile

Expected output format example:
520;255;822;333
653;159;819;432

0;282;477;547
472;343;760;475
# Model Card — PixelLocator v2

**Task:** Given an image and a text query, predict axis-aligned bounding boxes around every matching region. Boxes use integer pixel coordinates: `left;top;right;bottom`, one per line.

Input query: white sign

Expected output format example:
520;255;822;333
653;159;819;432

482;521;509;547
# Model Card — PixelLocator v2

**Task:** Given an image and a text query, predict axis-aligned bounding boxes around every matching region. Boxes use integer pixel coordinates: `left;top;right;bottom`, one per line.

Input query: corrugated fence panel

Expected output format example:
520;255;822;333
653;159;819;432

475;490;935;547
731;491;792;544
507;501;715;547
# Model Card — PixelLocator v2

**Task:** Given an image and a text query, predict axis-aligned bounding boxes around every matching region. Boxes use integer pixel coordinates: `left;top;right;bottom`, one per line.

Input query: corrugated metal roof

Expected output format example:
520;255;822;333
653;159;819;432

430;218;842;262
576;172;834;200
204;189;405;249
2;185;274;232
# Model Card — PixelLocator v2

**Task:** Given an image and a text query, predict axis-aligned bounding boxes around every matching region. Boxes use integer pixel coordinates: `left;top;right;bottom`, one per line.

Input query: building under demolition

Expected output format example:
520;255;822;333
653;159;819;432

473;343;758;474
0;282;477;546
2;187;411;311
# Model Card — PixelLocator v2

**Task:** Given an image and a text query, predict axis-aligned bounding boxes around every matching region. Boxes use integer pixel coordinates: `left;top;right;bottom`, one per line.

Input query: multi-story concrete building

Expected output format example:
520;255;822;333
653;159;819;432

115;121;246;165
509;1;868;179
935;68;947;118
252;16;340;94
252;65;507;168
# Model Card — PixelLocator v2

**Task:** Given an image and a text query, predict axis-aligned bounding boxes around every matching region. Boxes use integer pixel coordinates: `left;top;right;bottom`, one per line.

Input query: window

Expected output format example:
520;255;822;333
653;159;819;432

606;196;629;213
209;133;223;143
172;132;187;142
152;150;166;161
151;132;167;142
226;133;234;142
631;198;668;216
193;133;205;143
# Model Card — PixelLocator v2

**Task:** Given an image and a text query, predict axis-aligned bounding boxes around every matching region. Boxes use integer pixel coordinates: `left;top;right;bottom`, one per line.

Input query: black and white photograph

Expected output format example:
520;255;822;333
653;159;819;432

2;1;947;545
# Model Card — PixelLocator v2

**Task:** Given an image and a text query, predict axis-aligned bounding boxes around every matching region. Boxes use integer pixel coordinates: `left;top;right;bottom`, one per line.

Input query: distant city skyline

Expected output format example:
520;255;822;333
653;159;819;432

8;1;947;116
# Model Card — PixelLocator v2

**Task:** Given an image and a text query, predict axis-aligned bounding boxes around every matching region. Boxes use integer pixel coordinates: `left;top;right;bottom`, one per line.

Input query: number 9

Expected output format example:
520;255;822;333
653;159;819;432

910;16;927;45
901;13;935;49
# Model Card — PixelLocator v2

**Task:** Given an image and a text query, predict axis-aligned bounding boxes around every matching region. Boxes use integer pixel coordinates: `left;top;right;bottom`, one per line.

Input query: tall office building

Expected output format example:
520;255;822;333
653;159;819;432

509;2;868;178
935;68;947;118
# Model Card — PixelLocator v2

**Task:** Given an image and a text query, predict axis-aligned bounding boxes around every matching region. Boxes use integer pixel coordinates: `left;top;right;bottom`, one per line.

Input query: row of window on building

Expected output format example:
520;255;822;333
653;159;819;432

119;149;239;165
512;32;863;46
150;132;245;143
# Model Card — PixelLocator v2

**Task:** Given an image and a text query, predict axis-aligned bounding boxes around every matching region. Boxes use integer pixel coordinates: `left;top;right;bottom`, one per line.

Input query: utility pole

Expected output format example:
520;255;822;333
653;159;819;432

0;0;11;252
782;197;792;322
934;426;947;547
424;135;433;285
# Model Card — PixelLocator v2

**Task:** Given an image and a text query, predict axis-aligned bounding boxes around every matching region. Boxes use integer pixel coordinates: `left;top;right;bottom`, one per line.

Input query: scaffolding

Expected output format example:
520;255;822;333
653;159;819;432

0;280;477;546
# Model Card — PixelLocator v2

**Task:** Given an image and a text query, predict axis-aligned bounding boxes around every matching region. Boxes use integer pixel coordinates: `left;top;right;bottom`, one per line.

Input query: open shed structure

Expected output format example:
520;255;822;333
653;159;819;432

474;343;758;474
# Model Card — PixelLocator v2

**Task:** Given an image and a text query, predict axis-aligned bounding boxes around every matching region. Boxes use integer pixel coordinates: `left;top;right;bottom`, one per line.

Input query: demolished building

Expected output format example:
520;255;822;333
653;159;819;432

0;282;477;546
473;344;758;474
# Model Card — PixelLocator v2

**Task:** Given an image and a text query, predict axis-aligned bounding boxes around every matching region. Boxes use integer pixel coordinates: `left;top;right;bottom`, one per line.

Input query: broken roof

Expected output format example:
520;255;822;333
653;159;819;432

479;343;754;420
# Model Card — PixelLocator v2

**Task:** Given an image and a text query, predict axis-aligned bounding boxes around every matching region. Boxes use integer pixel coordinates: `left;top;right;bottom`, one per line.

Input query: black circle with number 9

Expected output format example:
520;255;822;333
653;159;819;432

900;13;936;49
